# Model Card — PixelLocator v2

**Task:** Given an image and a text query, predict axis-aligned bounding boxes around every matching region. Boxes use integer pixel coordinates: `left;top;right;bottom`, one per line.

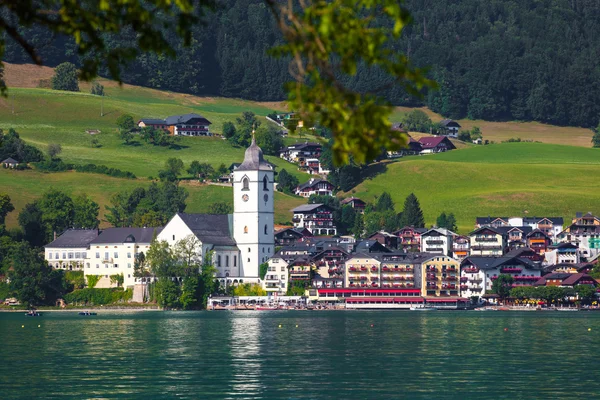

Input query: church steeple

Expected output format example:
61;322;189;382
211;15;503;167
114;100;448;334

236;134;272;171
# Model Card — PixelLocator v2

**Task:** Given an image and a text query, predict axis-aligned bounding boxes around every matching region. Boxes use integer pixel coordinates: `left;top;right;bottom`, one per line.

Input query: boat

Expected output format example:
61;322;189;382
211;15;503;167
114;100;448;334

556;308;579;312
78;311;97;316
25;311;41;317
410;306;437;311
255;306;279;311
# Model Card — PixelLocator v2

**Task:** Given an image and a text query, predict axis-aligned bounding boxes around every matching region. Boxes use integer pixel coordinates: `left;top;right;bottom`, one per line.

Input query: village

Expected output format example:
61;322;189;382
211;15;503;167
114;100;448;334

39;119;600;311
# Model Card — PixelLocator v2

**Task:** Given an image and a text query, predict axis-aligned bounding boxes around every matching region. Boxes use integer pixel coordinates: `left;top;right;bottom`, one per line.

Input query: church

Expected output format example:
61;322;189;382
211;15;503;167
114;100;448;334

157;137;275;286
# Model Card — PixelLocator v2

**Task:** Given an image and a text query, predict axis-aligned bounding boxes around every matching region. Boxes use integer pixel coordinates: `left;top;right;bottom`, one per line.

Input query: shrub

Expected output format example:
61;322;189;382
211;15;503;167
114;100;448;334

64;288;133;305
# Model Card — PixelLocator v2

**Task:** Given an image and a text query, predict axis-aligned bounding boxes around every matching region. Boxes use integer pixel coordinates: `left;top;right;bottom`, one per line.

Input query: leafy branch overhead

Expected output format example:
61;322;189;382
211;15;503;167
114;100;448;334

265;0;436;164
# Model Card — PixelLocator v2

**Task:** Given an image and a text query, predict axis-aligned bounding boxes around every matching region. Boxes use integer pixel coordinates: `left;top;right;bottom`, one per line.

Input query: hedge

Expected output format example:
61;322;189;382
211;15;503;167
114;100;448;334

64;288;133;305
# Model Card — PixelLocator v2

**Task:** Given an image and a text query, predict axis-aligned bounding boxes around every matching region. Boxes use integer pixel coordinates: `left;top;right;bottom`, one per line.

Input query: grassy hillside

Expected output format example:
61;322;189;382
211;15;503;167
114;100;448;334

392;107;594;148
0;169;305;228
349;143;600;233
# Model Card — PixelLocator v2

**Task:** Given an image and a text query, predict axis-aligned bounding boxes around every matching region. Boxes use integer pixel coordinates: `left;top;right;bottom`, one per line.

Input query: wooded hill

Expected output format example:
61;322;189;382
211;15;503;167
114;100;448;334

3;0;600;127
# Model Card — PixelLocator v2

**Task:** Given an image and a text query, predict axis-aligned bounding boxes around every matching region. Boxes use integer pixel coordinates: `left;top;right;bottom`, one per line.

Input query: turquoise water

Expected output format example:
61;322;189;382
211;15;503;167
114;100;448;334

1;310;599;399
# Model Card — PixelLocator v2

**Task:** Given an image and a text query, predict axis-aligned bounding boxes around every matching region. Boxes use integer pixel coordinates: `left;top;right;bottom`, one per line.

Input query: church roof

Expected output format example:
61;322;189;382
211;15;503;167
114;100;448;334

235;136;273;171
177;213;237;246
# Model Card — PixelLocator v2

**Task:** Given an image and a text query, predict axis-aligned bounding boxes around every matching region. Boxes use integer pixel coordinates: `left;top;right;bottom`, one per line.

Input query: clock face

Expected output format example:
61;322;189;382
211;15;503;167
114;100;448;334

264;194;269;202
242;194;249;202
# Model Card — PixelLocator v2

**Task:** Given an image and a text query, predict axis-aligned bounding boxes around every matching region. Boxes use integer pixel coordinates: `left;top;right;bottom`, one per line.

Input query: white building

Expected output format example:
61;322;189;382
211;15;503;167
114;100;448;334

263;254;289;295
86;227;159;288
292;203;337;235
420;228;455;256
232;136;275;280
45;229;99;270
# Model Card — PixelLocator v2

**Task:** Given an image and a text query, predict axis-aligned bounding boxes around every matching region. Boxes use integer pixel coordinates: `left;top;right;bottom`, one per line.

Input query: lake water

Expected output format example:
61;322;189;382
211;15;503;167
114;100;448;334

1;310;599;399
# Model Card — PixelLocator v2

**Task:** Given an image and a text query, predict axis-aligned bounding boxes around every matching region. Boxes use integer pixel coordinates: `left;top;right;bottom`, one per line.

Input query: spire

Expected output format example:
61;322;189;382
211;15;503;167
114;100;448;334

236;132;272;171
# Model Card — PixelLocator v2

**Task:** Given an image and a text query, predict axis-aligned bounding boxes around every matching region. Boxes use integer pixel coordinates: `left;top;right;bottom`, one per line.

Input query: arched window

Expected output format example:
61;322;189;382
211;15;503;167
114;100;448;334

244;226;248;234
263;175;269;191
242;177;249;191
264;225;268;235
248;247;251;253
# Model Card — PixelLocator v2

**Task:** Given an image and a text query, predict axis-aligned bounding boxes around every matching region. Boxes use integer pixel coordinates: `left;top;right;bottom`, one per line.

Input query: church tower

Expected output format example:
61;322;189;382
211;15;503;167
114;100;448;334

232;136;275;280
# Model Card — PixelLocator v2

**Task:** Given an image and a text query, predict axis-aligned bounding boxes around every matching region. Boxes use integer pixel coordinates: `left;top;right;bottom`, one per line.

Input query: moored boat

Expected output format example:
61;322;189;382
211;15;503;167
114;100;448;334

78;311;97;316
410;306;437;311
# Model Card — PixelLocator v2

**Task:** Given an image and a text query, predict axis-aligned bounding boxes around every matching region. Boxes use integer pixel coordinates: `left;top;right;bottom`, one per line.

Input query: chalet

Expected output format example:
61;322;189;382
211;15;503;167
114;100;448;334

544;243;579;265
543;262;595;275
274;227;312;246
557;212;600;262
291;204;337;235
312;246;348;282
418;136;456;154
534;273;598;288
505;247;544;263
522;217;564;237
387;137;423;158
354;240;392;254
439;119;461;138
469;227;506;256
420;228;455;256
526;229;552;254
1;157;19;168
368;231;399;249
340;197;366;213
452;235;470;260
138;113;212;136
393;226;427;252
288;256;312;282
295;178;334;197
344;253;382;288
460;256;543;299
497;226;532;250
475;217;509;229
279;142;322;164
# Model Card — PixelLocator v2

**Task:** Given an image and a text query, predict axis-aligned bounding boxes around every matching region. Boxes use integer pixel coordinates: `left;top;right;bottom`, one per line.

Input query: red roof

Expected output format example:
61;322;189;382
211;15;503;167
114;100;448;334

418;136;447;148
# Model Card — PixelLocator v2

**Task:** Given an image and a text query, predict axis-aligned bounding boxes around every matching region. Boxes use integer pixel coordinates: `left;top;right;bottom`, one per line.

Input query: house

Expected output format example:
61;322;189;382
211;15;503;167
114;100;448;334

279;142;322;164
557;212;600;262
460;256;543;300
311;246;348;280
393;226;427;252
534;273;598;288
418;136;456;154
468;227;506;256
439;119;461;138
263;254;289;295
452;235;470;260
498;226;532;250
368;231;399;249
476;216;564;237
475;217;510;229
526;229;552;255
417;253;461;297
138;113;212;136
1;157;19;168
45;229;100;270
344;253;382;288
87;227;161;288
294;178;334;197
340;197;366;213
291;203;337;235
287;256;312;283
354;240;392;254
387;136;424;158
544;243;580;265
274;227;312;246
420;228;455;256
505;247;544;263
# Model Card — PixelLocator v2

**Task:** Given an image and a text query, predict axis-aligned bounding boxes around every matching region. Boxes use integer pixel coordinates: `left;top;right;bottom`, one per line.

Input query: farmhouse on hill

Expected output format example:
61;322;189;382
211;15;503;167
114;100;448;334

418;136;457;153
439;119;461;138
138;113;212;136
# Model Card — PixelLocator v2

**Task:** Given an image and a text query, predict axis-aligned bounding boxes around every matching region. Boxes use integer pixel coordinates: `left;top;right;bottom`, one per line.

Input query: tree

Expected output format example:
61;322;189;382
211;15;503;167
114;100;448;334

491;274;514;300
91;82;104;96
352;213;365;239
339;205;357;235
120;130;134;145
260;262;269;280
90;137;100;148
37;190;75;242
18;202;45;247
276;169;299;193
51;62;79;92
469;126;483;141
0;193;14;225
73;194;100;229
188;161;214;180
329;163;362;192
198;252;218;308
159;157;184;182
436;212;448;229
155;278;181;309
446;213;458;232
402;110;432;133
208;202;233;214
575;285;597;305
255;124;284;155
222;122;237;140
398;193;425;228
592;123;600;148
47;143;62;159
375;192;394;212
116;114;135;133
458;130;471;142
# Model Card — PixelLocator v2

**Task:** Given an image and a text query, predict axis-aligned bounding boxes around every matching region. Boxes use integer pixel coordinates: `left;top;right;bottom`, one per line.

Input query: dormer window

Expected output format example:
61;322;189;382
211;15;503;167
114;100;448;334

242;177;249;191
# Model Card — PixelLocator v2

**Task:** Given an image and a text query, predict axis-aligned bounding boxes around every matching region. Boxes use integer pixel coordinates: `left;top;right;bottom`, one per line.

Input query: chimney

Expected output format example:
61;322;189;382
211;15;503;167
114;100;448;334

54;231;57;241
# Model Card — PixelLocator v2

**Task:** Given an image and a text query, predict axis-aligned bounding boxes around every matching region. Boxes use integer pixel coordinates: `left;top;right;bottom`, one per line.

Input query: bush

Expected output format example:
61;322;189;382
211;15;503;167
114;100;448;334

34;160;136;179
64;288;133;305
51;62;79;92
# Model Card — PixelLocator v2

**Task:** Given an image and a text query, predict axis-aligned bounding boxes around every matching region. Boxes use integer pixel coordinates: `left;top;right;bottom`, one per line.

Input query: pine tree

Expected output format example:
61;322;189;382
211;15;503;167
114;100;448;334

353;213;365;240
399;193;425;228
376;192;395;212
436;212;447;228
446;213;458;232
592;123;600;148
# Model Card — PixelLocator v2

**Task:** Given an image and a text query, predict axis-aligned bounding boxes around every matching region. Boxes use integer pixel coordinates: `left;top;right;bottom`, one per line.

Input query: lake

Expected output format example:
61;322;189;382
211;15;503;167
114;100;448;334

1;310;599;399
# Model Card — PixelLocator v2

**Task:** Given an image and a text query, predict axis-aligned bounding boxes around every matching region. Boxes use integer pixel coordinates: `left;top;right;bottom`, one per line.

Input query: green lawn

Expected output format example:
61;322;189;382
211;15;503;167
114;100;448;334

0;169;305;228
348;143;600;234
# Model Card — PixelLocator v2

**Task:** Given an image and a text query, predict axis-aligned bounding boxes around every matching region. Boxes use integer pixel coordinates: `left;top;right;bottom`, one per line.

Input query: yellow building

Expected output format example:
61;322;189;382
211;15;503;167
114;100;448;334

416;254;460;297
379;253;416;289
344;254;381;288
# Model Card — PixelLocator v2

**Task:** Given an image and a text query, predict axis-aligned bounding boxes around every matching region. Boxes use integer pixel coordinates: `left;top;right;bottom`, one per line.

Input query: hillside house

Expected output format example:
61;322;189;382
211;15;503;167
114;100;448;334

526;229;552;254
295;178;334;197
387;137;423;158
1;157;19;168
274;227;312;246
557;212;600;262
340;197;366;213
368;231;399;249
452;235;470;260
138;113;212;136
469;227;506;256
439;119;461;138
418;136;456;153
279;142;322;164
420;228;455;256
292;204;337;235
544;243;580;265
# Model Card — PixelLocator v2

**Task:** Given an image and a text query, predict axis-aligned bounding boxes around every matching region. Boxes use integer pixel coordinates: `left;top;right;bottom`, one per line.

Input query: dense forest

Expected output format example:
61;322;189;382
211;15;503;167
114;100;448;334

3;0;600;126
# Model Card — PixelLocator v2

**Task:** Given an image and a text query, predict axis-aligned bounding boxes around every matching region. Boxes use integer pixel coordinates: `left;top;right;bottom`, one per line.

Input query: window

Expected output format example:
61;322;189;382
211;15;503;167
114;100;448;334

234;256;237;267
55;253;59;259
127;252;131;259
281;267;285;272
96;252;100;259
96;264;99;268
128;263;132;268
217;255;222;267
114;252;118;258
114;264;118;268
226;256;229;267
244;226;248;234
49;253;53;260
281;275;285;280
264;225;268;235
263;176;269;191
248;258;250;262
62;252;66;259
173;235;175;241
75;252;80;258
104;252;109;260
248;248;251;253
242;177;249;190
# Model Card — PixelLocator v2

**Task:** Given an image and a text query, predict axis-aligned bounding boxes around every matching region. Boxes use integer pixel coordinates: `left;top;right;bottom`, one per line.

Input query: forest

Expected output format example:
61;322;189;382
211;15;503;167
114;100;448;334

3;0;600;127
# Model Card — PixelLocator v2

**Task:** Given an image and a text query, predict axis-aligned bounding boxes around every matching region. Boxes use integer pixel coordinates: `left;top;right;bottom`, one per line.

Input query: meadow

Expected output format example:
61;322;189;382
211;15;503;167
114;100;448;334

350;142;600;233
0;169;305;228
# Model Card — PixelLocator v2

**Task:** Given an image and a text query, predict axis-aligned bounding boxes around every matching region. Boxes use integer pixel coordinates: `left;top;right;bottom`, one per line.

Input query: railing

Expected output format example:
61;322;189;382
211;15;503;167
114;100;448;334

371;266;378;272
444;276;457;281
500;267;522;273
463;267;479;273
426;240;444;245
474;237;498;242
460;277;468;282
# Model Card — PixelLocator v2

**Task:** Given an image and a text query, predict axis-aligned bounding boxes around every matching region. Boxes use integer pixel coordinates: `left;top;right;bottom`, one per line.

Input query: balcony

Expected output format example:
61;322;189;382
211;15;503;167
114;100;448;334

382;266;391;272
460;277;468;282
426;240;444;245
371;266;378;272
426;274;436;281
371;276;379;281
471;245;502;251
445;267;457;272
474;237;498;242
500;267;522;273
463;267;479;273
444;276;457;281
460;285;469;290
393;276;405;281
